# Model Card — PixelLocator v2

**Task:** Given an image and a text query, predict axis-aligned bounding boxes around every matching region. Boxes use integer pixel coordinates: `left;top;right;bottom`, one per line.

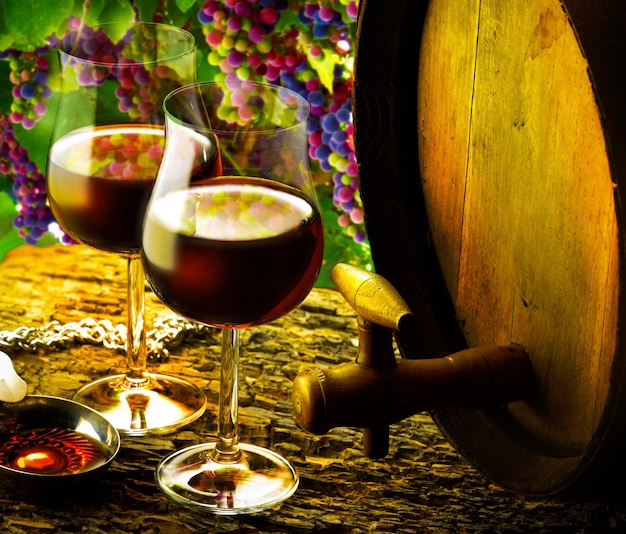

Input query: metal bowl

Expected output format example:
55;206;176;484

0;395;120;494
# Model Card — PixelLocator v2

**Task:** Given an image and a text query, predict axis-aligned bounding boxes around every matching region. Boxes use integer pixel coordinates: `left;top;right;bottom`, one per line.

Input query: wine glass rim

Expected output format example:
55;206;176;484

58;21;196;67
163;80;311;134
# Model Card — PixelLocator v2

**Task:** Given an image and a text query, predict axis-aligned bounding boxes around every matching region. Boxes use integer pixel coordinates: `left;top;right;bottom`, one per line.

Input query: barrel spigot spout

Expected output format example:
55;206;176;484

292;263;534;458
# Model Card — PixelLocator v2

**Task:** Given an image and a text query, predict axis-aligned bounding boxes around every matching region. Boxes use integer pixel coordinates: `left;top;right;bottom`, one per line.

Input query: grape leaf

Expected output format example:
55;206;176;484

304;48;336;94
159;1;195;28
195;46;222;86
0;191;24;261
175;0;198;14
0;192;15;236
0;0;75;50
0;228;24;262
273;10;300;33
0;175;11;196
83;0;136;28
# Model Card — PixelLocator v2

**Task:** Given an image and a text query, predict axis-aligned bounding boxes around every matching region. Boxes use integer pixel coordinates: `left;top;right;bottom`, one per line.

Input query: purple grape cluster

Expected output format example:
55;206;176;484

0;48;52;130
116;24;196;122
115;58;186;123
57;18;120;87
59;20;191;123
199;0;289;81
0;118;59;244
197;0;365;243
297;73;364;243
293;3;364;243
297;1;357;50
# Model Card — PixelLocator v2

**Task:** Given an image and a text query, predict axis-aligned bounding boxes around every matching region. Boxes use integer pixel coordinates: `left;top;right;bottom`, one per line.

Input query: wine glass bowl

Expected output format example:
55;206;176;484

142;80;323;513
48;21;196;256
46;22;206;436
144;175;323;328
47;123;165;255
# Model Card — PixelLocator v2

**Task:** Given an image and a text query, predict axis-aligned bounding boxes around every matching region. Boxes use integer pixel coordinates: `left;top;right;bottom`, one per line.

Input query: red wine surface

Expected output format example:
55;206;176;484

47;124;164;255
142;177;324;327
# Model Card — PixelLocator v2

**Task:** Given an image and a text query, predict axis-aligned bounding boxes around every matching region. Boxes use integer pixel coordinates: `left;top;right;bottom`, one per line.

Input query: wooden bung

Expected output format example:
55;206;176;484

352;0;626;497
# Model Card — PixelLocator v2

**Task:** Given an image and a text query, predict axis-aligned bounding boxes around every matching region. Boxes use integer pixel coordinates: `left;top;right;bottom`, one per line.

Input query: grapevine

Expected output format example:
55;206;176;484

0;118;58;244
294;2;364;243
0;1;368;265
196;0;366;243
0;21;72;244
0;48;52;130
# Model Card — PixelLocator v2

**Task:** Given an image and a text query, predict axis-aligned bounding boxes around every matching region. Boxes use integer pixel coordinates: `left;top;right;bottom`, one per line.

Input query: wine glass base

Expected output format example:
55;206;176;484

72;373;206;436
156;442;299;515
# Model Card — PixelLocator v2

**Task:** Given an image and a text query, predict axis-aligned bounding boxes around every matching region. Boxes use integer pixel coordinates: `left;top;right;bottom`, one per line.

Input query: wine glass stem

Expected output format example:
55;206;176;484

126;256;148;383
214;328;242;462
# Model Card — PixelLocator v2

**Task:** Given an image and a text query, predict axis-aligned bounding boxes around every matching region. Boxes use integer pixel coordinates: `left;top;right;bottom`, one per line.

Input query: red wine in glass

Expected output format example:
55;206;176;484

142;176;324;327
47;124;164;255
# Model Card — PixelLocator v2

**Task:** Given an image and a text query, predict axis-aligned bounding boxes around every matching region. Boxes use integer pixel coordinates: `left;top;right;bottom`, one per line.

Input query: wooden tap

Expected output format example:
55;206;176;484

292;264;534;458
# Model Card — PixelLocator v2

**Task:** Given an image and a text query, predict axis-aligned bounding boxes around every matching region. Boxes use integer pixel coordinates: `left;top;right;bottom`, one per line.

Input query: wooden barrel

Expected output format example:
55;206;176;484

353;0;626;497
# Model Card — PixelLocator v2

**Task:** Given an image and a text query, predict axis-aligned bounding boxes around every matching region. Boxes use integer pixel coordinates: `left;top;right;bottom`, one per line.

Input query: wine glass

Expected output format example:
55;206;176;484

46;22;206;435
142;80;323;513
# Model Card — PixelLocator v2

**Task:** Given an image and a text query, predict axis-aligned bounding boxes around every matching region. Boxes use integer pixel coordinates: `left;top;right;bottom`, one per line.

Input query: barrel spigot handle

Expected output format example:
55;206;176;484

292;263;534;458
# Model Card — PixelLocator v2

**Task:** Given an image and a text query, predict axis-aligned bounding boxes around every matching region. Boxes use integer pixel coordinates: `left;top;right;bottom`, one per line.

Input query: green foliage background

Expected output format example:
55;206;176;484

0;0;371;284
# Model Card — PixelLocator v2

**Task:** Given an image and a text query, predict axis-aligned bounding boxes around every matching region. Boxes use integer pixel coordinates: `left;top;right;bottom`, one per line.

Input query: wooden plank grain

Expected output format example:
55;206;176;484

419;0;617;453
418;0;480;301
462;0;616;451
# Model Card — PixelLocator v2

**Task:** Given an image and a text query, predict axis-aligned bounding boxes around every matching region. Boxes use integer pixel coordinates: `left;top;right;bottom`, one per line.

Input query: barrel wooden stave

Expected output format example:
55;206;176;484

354;0;626;496
354;0;467;362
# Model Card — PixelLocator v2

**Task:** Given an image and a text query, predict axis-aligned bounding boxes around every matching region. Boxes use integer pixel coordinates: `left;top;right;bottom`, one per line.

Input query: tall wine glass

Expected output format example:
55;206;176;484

142;80;323;513
46;22;206;435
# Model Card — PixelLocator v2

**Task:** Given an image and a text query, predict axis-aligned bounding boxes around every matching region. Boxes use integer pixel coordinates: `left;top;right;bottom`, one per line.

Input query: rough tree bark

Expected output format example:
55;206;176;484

0;245;624;532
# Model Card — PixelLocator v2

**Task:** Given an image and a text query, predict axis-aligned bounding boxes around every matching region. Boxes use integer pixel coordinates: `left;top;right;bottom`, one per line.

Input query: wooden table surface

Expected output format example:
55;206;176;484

0;244;625;533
